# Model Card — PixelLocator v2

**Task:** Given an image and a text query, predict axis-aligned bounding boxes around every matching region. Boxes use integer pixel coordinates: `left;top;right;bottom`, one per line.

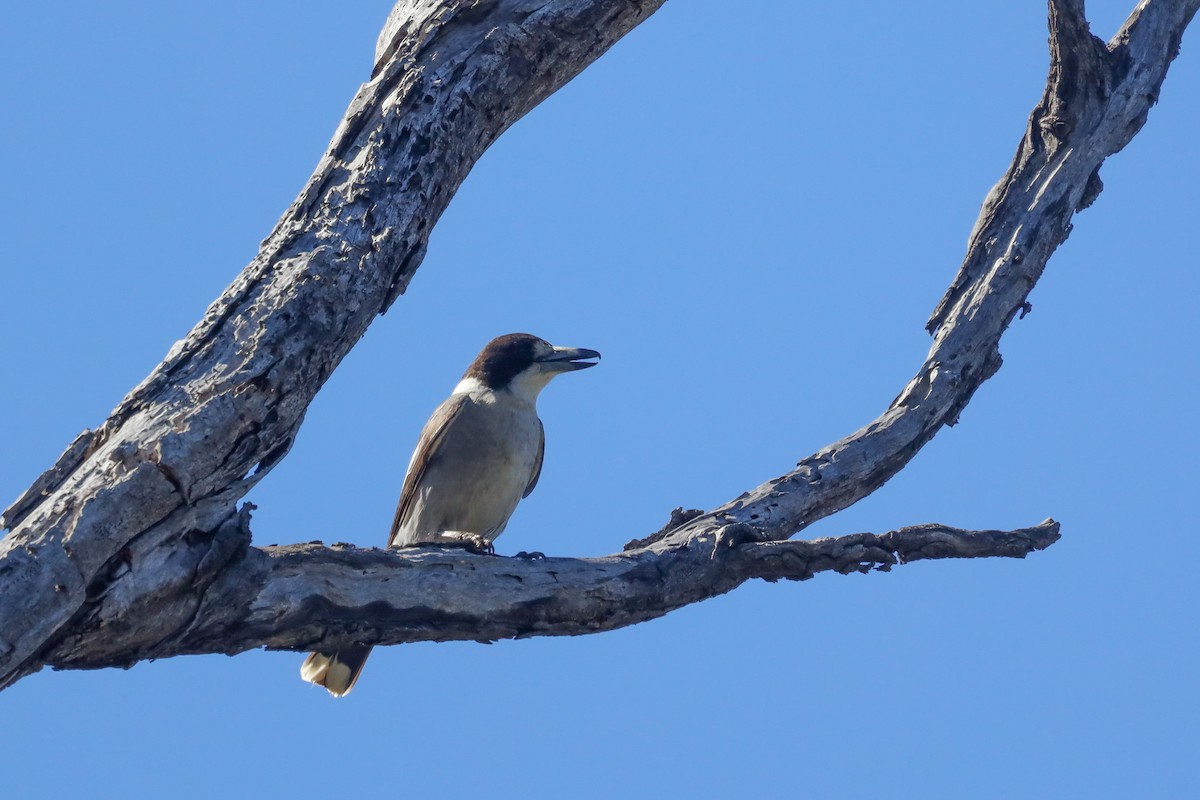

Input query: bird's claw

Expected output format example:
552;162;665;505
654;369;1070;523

447;532;494;555
514;550;546;561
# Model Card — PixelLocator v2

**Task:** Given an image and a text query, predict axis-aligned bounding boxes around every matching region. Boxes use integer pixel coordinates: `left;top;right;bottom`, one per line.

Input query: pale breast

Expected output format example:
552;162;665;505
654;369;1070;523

395;391;542;545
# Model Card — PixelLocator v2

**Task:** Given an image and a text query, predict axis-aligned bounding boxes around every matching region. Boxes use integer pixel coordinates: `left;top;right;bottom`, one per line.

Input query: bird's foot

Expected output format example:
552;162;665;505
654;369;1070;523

513;550;546;561
438;531;495;555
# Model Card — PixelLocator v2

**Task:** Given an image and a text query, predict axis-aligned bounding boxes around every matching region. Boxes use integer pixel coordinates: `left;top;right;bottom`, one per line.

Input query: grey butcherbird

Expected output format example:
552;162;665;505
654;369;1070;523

300;333;601;696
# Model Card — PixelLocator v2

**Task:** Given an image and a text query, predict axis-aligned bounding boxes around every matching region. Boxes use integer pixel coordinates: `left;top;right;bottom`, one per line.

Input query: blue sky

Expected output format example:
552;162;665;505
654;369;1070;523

2;2;1197;797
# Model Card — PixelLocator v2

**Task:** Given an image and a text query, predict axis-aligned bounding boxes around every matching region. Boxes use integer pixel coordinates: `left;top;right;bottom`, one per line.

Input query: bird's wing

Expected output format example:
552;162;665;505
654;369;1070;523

523;419;545;499
387;394;469;547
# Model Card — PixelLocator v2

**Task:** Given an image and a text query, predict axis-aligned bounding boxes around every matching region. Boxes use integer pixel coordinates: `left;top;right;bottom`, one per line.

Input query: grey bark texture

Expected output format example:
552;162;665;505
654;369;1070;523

0;0;1194;690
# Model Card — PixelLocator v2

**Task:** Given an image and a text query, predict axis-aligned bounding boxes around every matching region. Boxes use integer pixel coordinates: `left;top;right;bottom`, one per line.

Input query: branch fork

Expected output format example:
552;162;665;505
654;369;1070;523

2;0;1195;690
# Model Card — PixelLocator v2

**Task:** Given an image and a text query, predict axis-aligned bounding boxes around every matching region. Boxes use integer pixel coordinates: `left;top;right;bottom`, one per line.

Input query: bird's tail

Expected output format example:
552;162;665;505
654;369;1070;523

300;645;373;697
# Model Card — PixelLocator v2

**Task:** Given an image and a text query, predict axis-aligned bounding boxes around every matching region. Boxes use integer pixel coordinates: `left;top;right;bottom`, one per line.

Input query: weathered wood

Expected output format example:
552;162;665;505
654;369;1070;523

0;0;1194;690
0;0;669;689
44;519;1061;669
652;0;1199;549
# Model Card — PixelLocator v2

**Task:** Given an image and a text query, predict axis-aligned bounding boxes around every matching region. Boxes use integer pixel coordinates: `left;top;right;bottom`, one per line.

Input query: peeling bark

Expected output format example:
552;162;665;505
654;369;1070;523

1;0;1194;691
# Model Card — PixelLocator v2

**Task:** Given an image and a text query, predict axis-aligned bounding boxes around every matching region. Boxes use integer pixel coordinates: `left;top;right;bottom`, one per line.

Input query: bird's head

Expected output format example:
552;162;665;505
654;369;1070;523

462;333;600;401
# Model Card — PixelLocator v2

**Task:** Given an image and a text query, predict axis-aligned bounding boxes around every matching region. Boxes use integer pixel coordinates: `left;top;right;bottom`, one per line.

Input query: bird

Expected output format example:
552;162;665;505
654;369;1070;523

300;333;600;696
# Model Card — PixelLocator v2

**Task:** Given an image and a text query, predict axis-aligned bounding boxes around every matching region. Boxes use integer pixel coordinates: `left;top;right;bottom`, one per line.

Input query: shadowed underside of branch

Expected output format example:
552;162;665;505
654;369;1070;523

0;0;1195;690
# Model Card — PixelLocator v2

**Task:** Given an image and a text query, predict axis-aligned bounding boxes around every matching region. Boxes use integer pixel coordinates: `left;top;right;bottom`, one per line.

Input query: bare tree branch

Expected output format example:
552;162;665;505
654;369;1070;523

0;0;670;689
0;0;1193;690
651;0;1199;549
44;518;1061;670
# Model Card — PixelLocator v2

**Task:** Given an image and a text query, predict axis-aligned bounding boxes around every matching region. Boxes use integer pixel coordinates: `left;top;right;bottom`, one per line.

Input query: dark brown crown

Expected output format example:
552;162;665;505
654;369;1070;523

463;333;548;389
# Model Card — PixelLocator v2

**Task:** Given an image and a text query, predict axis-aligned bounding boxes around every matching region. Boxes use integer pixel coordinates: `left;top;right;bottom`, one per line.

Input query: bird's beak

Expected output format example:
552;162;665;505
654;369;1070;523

539;345;601;371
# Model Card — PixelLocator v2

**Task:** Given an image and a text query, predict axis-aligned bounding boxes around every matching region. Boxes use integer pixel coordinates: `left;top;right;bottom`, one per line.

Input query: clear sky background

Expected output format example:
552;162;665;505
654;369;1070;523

2;2;1197;798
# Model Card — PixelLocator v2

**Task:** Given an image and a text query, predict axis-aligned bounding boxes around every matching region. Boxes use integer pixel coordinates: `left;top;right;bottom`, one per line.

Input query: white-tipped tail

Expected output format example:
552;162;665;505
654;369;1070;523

300;646;372;697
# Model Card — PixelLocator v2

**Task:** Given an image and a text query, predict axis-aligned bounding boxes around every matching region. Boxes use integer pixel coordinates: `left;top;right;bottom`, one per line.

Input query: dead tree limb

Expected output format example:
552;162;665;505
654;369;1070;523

0;0;1193;690
44;517;1061;670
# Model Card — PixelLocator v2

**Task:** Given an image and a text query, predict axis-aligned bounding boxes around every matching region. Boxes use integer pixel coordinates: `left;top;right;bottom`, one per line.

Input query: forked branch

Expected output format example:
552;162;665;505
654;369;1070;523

1;0;1194;690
